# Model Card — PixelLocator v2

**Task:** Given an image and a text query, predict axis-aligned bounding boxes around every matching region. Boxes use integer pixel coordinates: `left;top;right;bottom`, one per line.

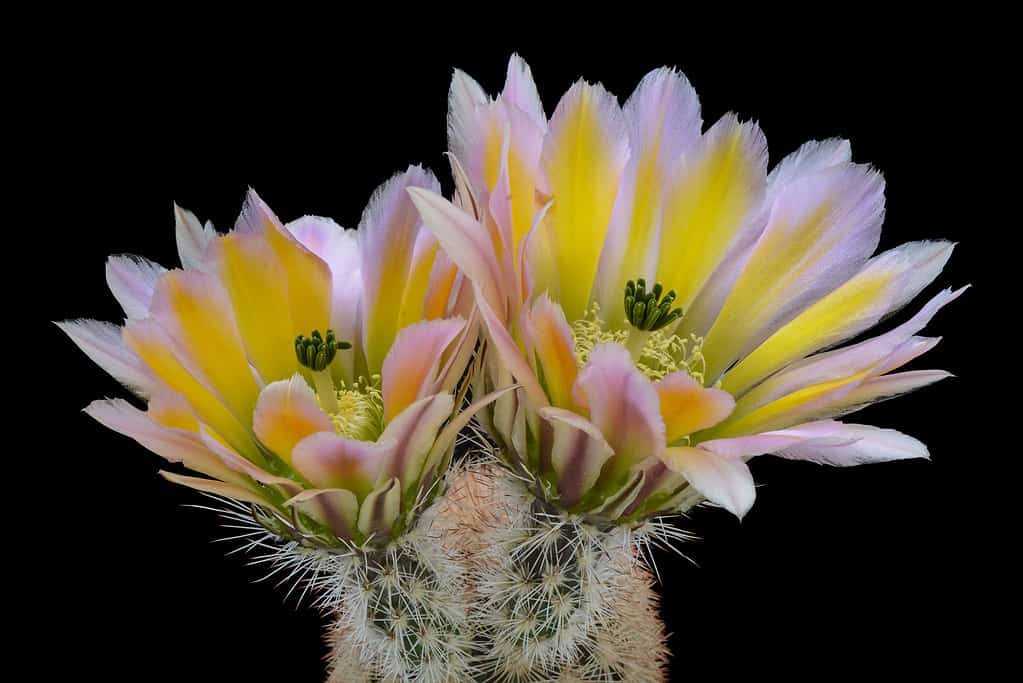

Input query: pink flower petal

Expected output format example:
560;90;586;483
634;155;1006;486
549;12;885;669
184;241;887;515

408;186;508;321
572;343;665;466
520;294;579;410
594;67;702;327
84;398;245;485
700;160;887;381
291;431;389;496
502;54;546;130
174;203;215;271
105;255;165;320
656;371;735;444
58;319;155;397
476;285;548;408
376;393;455;495
159;471;267;506
283;488;360;541
252;374;333;464
359;167;441;373
538;406;615;508
697;419;928;466
382;318;465;421
659;446;756;519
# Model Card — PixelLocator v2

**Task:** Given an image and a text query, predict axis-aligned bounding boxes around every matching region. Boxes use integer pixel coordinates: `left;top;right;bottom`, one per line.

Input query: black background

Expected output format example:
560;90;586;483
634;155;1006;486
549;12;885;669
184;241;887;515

36;22;1002;682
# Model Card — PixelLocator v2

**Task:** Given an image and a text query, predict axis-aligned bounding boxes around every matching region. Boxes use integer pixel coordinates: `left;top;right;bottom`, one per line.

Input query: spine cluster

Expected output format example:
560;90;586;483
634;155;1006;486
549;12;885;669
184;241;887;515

434;462;670;682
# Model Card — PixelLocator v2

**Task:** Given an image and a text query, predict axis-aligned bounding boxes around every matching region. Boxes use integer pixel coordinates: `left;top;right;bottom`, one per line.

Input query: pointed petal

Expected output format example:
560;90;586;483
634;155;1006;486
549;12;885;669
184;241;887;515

106;255;165;320
448;67;490;190
694;420;860;457
572;343;665;466
503;54;546;129
539;406;615;508
284;488;360;541
357;477;401;540
772;423;929;465
767;138;851;193
84;398;245;485
207;232;298;384
656;371;735;444
422;385;519;478
521;294;579;410
359;167;441;373
837;370;952;411
659;446;755;518
724;240;956;396
656;115;768;315
541;80;630;322
408;186;507;319
252;375;333;464
701;159;886;380
57;319;155;397
475;283;548;407
291;432;386;496
147;269;261;421
730;287;965;424
287;216;363;383
594;68;702;325
381;318;465;421
493;99;546;254
698;419;928;466
123;317;259;462
197;425;302;496
376;393;455;495
159;471;267;506
236;189;333;354
174;203;214;271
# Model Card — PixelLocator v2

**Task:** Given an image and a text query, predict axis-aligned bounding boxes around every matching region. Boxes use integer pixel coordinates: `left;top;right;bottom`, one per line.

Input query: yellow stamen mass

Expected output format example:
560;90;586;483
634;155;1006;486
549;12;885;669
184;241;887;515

320;376;385;442
571;303;706;383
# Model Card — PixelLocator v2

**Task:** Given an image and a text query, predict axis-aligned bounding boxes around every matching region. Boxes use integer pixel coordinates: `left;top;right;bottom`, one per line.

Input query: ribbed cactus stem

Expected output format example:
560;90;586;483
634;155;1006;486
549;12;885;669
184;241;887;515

438;461;669;682
313;499;475;682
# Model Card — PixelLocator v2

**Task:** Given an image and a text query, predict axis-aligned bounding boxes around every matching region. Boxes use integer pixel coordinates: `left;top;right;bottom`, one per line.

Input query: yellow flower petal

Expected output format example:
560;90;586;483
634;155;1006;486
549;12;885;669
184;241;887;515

723;240;954;397
656;115;767;312
656;372;735;444
252;375;334;464
540;81;630;322
208;232;298;384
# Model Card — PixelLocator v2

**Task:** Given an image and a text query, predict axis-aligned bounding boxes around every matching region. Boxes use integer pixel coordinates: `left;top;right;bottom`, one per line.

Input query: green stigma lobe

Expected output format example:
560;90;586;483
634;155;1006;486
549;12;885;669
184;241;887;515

295;328;351;371
624;279;684;331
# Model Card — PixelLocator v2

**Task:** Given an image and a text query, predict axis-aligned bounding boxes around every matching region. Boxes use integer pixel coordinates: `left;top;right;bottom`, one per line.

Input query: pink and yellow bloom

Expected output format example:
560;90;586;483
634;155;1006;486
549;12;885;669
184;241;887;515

409;56;963;521
60;167;488;546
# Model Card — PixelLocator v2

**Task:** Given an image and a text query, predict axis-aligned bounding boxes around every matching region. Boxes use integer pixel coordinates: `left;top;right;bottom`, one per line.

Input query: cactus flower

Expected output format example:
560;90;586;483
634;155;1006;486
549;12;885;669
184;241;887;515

409;55;964;521
60;167;490;547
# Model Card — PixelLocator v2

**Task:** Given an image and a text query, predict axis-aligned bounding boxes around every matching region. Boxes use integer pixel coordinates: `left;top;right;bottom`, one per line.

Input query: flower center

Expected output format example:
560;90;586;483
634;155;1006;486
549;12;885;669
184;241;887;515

293;328;379;439
325;376;384;442
572;301;706;384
